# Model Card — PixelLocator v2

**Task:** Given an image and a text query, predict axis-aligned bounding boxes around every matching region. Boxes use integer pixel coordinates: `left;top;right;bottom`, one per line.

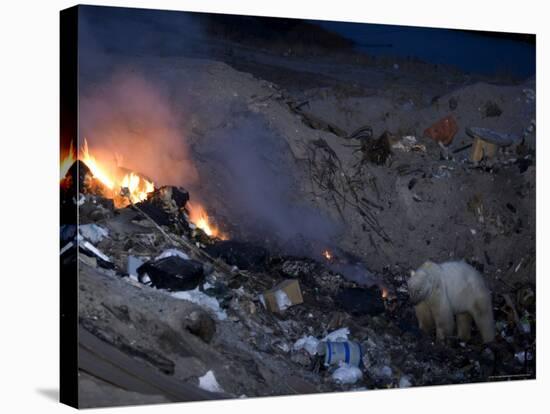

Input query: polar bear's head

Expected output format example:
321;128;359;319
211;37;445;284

407;263;437;305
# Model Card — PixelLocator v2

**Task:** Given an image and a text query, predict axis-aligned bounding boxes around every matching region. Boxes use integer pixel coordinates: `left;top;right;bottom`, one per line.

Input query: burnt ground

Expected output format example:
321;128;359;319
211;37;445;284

72;13;536;407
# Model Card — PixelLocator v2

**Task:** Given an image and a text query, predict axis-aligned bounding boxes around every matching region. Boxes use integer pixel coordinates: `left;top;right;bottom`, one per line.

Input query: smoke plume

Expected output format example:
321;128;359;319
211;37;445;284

195;114;341;255
78;72;198;188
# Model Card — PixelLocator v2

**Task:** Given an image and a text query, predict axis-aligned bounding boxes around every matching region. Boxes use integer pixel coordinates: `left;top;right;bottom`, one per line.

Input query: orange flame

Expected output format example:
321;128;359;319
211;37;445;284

187;201;226;239
61;140;223;235
119;171;155;205
80;139;154;207
322;250;333;260
60;138;155;208
80;139;115;190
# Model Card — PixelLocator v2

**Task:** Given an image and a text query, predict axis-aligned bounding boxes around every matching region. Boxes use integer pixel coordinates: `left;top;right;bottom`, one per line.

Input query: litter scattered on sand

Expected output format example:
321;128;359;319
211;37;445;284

155;248;190;261
293;327;351;356
293;336;320;356
332;364;363;385
171;288;228;320
198;370;224;393
79;224;109;244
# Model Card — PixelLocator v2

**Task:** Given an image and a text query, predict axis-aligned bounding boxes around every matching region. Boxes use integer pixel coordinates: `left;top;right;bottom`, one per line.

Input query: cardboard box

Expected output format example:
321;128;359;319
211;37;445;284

262;279;303;313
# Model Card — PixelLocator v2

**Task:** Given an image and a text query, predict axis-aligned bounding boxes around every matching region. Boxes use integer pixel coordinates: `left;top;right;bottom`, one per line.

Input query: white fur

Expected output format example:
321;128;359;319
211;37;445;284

407;260;495;343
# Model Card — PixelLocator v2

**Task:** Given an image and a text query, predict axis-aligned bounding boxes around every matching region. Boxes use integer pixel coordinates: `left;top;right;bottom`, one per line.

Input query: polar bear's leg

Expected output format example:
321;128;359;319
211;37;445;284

433;301;455;342
415;302;434;334
456;313;472;342
472;300;495;343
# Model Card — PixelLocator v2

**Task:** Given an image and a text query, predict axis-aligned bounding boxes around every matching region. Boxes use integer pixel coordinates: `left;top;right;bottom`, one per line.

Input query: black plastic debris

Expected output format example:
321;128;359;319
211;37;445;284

336;287;385;316
164;186;189;208
134;199;173;227
204;240;269;271
137;256;204;291
134;186;190;231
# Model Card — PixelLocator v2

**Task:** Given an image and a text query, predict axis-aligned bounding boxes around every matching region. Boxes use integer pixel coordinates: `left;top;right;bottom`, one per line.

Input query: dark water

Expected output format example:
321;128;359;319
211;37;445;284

78;5;535;80
315;21;535;79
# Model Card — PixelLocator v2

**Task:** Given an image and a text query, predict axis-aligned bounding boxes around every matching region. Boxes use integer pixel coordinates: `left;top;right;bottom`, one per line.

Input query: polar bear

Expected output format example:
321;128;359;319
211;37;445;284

407;260;495;343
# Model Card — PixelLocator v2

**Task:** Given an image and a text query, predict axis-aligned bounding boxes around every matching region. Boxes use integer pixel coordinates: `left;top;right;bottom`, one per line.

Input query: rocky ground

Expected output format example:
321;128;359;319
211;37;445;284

70;18;536;407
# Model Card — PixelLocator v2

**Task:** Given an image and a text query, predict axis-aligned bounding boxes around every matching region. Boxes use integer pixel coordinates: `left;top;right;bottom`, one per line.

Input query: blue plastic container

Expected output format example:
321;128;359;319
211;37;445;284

318;341;363;367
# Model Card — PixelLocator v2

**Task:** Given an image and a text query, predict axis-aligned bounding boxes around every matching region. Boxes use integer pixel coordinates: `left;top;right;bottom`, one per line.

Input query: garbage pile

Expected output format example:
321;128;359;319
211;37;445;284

61;156;536;397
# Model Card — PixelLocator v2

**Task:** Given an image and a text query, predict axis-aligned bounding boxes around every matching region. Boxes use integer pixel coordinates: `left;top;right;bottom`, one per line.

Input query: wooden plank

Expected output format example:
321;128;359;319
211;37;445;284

79;346;161;397
79;327;226;402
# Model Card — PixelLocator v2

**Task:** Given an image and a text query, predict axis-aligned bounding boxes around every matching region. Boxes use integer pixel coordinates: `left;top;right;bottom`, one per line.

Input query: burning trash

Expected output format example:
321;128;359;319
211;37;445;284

60;139;155;208
187;202;226;239
61;139;228;241
79;139;155;208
